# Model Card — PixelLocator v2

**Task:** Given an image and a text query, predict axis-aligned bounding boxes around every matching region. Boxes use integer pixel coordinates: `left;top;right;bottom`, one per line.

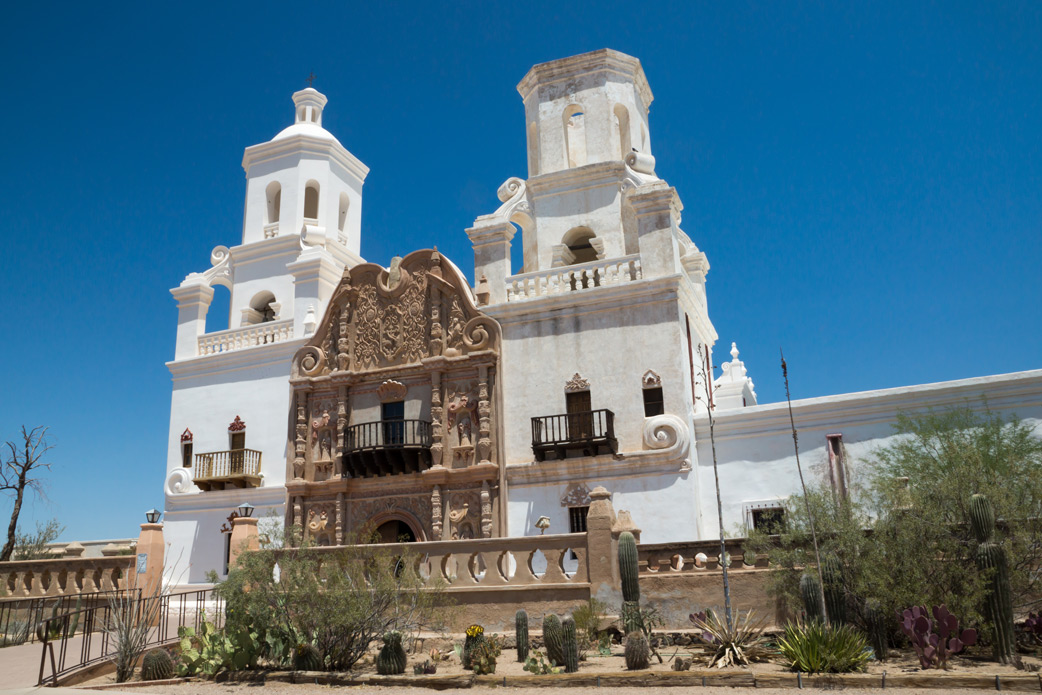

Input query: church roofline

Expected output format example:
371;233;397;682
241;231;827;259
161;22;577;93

516;48;654;110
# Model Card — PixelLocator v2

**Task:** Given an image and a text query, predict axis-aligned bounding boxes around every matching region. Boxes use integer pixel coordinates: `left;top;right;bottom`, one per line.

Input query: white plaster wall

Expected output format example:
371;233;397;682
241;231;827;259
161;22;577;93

528;179;629;272
694;371;1042;540
227;249;299;326
491;293;690;466
506;471;698;543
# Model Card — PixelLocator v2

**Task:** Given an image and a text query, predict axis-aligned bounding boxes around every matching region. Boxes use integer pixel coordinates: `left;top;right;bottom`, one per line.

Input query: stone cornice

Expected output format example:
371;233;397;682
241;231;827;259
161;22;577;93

517;48;653;111
228;234;302;265
289;351;498;390
242;135;369;183
701;369;1042;441
165;484;286;511
487;274;682;324
527;161;629;198
627;183;682;217
466;221;516;246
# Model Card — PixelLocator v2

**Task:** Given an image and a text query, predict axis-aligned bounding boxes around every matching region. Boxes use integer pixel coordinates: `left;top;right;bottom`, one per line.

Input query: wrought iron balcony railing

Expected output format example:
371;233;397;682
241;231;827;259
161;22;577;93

531;409;617;461
344;420;432;477
193;449;262;491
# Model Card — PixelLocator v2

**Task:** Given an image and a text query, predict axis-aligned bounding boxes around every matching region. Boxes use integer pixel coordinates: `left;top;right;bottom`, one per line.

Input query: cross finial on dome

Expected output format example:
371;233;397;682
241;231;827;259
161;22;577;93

305;71;316;88
730;342;740;361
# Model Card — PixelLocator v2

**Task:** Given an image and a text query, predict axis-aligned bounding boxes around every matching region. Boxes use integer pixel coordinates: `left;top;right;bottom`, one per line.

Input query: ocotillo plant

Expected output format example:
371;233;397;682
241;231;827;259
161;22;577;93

515;609;529;662
970;493;1015;664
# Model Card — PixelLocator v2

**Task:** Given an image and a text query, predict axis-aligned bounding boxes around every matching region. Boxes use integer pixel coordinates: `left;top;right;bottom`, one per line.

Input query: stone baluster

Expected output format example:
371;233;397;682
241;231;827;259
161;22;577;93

335;491;345;545
335;386;347;477
476;367;492;465
430;372;445;468
431;485;443;540
293;391;307;480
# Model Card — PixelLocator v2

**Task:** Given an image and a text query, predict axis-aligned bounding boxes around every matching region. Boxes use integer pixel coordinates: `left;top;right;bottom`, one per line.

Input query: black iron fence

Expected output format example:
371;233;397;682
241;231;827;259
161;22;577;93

345;419;432;452
35;588;223;685
0;591;136;648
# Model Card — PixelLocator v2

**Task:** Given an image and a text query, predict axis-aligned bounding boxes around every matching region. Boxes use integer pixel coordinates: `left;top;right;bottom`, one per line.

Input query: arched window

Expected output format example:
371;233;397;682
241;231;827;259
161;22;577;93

338;192;350;233
304;182;320;220
248;291;278;324
563;105;587;168
266;182;281;224
562;227;599;265
614;104;632;159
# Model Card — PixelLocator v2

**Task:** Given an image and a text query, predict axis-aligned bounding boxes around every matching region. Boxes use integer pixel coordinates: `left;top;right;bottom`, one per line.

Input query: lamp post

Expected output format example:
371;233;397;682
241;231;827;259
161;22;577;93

237;503;255;519
136;508;165;603
229;503;259;569
145;509;162;524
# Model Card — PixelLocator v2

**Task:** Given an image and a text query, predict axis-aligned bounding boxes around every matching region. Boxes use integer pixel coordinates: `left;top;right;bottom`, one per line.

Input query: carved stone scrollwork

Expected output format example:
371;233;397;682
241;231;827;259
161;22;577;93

293;392;307;480
477;366;492;464
642;370;662;388
431;485;443;540
377;380;407;403
480;481;492;539
430;373;444;468
492;177;533;227
297;346;326;377
565;373;590;393
166;469;193;495
561;482;592;507
463;316;494;351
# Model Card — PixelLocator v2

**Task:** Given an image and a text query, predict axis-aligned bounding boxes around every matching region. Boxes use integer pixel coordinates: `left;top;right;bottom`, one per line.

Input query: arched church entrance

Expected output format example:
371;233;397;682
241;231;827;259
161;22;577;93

372;519;418;544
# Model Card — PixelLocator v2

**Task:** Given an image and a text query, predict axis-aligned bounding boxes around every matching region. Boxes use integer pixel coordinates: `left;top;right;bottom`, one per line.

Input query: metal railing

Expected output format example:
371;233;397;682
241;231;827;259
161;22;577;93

345;420;432;453
194;449;262;481
36;588;223;685
531;409;617;461
0;591;135;648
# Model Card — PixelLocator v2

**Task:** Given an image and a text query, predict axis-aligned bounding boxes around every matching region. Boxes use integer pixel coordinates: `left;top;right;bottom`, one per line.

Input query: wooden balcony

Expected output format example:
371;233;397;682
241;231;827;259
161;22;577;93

531;409;617;461
193;449;262;491
344;420;432;477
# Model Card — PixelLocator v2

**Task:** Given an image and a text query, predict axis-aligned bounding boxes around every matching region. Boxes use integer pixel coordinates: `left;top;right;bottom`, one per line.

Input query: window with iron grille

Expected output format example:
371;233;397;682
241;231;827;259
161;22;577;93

751;507;785;534
569;506;589;534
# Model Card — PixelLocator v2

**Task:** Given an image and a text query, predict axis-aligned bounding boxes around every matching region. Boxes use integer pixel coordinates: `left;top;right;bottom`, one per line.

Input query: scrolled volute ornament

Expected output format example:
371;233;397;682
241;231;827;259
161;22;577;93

165;468;194;496
642;413;689;453
296;345;326;377
462;316;495;351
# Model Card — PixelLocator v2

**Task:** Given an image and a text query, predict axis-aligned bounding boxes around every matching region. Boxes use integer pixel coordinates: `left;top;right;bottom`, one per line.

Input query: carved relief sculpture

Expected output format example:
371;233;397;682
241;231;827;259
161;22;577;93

293;393;307;480
431;485;443;539
480;481;492;538
565;373;590;392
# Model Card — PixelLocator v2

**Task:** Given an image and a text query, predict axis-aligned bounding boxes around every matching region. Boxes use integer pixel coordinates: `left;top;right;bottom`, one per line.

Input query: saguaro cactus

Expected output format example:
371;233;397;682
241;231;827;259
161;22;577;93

619;530;642;633
562;616;579;673
543;614;564;666
821;554;847;626
515;609;529;662
800;573;824;623
970;493;1015;664
864;598;887;661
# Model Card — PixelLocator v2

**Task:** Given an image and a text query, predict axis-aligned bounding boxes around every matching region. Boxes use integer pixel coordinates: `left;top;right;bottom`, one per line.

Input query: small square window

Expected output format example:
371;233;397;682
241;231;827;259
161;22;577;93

181;442;193;468
751;508;785;534
643;387;664;417
568;506;589;534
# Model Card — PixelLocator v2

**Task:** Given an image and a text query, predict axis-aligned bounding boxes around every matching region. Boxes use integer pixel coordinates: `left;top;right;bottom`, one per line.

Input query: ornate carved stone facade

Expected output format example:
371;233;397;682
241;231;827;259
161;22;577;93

287;249;503;545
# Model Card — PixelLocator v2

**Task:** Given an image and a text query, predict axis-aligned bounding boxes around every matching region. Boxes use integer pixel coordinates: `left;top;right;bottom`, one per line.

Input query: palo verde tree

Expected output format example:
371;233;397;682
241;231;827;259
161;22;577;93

1;426;55;562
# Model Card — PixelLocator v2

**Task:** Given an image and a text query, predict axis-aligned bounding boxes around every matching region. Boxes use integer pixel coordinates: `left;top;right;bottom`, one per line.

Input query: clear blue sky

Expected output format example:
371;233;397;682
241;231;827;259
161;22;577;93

1;2;1039;542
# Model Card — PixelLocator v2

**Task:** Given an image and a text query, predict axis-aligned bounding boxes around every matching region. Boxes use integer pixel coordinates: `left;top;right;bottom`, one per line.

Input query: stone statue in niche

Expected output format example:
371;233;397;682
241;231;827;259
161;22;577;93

447;394;477;447
311;411;333;460
307;508;330;544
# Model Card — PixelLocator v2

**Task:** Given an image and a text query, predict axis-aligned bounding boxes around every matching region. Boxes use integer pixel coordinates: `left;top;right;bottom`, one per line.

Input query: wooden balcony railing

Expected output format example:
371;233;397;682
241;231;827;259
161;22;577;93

344;420;432;477
193;449;262;491
531;409;617;461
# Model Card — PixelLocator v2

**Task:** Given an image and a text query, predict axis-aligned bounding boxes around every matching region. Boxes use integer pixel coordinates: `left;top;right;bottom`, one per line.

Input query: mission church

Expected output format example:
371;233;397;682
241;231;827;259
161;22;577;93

162;49;1042;587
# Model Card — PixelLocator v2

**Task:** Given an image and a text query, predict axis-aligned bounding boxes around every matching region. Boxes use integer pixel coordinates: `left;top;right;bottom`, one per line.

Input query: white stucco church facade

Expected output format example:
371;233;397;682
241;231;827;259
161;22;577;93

162;49;1042;587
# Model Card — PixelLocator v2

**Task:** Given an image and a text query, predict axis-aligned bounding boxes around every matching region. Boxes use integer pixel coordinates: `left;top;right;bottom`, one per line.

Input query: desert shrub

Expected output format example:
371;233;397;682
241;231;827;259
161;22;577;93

12;520;63;560
213;529;449;671
571;597;608;659
777;621;872;673
745;405;1042;633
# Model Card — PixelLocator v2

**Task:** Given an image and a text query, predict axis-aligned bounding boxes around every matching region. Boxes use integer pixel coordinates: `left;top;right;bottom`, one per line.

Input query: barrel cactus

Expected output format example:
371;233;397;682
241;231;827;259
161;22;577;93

515;609;529;662
293;643;323;671
864;598;887;661
624;631;650;670
562;616;579;673
800;573;824;623
970;493;1015;664
619;531;640;602
543;614;565;667
377;630;407;675
821;554;847;626
141;648;174;681
462;624;485;670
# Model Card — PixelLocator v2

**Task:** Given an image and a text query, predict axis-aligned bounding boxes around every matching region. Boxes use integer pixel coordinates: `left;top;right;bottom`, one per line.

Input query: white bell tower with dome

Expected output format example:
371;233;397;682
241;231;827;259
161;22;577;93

163;85;369;587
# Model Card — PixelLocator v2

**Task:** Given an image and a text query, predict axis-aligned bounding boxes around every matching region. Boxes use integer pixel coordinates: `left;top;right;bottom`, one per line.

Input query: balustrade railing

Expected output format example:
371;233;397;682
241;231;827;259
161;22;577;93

197;319;293;356
1;556;134;599
307;533;589;589
505;254;642;302
193;449;262;486
637;537;770;574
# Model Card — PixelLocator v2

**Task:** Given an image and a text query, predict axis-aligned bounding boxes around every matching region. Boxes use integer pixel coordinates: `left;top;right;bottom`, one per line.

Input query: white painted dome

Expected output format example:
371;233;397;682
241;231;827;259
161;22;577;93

272;122;341;144
272;87;339;144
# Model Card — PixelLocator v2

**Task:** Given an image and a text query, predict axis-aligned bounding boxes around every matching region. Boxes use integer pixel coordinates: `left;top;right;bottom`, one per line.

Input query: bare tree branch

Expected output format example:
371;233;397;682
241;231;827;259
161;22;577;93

1;426;55;562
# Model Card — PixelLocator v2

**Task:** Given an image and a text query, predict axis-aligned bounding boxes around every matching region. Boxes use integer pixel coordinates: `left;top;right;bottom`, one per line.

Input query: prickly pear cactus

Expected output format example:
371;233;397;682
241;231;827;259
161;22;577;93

293;643;323;672
800;573;824;623
618;531;640;603
821;554;847;626
376;631;407;675
562;616;579;673
624;631;650;670
515;609;529;662
141;648;174;681
543;614;565;667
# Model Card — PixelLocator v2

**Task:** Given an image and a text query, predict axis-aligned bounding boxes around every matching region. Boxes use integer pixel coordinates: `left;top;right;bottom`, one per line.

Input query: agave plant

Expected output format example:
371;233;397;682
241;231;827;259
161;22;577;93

688;608;770;668
777;621;872;674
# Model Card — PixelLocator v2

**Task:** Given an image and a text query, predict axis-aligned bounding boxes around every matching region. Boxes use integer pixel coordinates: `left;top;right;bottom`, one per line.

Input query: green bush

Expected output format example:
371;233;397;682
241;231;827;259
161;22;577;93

777;621;872;674
745;405;1042;634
